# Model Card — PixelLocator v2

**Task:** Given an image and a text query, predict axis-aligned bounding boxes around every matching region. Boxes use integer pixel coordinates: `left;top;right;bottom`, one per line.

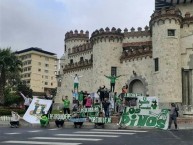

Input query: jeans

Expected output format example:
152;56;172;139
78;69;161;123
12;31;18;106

110;83;115;92
104;109;109;117
168;115;178;129
63;108;70;114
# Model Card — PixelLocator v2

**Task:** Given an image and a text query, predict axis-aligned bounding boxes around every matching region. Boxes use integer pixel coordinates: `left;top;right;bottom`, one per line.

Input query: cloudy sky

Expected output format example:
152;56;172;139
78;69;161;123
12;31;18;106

0;0;155;58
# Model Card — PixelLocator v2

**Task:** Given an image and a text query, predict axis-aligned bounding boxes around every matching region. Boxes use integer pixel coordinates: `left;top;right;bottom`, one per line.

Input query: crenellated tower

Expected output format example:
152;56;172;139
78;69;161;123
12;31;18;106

90;27;124;91
150;7;183;104
64;30;89;55
62;30;89;66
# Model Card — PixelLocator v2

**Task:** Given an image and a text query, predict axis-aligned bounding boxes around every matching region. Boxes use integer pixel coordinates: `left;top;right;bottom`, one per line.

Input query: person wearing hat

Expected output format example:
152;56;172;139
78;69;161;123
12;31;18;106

55;111;64;128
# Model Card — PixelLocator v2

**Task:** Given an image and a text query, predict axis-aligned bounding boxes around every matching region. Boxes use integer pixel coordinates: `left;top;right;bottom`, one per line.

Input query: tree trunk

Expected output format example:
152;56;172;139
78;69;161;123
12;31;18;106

0;69;5;105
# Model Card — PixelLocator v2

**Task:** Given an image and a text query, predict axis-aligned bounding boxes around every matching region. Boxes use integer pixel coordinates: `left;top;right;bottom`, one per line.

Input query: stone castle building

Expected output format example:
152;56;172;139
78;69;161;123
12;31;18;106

55;1;193;111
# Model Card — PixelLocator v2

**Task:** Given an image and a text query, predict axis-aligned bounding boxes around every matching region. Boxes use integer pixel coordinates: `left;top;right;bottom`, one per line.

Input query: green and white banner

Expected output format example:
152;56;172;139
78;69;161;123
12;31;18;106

137;96;159;110
80;107;99;113
49;114;71;120
119;107;169;130
124;93;142;98
89;117;111;123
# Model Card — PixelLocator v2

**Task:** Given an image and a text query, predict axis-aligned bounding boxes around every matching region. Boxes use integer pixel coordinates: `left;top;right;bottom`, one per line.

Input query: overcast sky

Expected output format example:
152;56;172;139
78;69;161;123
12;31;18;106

0;0;155;58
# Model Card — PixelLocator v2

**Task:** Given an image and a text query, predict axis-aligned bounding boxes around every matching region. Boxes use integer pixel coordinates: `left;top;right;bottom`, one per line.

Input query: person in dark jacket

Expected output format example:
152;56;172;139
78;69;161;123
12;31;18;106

168;103;179;130
55;111;64;128
97;86;105;102
102;98;110;117
73;112;84;128
94;111;105;128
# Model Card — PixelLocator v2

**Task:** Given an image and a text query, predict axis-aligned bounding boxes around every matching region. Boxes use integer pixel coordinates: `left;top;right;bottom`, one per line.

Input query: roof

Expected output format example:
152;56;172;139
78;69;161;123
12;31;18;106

155;0;193;10
15;47;56;56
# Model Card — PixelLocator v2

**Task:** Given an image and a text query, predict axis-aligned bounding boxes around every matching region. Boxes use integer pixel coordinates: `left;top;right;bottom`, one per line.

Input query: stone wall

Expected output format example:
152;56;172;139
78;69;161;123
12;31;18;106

177;3;193;16
151;13;182;103
118;57;153;95
55;68;93;105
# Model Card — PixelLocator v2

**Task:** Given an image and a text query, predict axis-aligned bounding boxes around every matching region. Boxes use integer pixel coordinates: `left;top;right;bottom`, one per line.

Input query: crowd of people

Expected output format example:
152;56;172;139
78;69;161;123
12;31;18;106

9;74;179;130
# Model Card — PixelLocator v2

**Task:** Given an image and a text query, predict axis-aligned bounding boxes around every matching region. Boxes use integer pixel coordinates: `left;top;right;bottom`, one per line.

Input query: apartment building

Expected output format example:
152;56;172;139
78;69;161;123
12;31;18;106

15;47;58;94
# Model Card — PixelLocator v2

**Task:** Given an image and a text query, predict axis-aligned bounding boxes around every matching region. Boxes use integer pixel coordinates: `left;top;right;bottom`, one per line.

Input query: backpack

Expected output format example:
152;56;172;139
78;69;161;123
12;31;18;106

175;108;179;117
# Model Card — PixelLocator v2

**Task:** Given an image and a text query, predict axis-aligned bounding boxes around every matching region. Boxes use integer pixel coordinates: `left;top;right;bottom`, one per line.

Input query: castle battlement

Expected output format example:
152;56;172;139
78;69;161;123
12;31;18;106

182;12;193;27
124;26;150;38
69;43;93;56
63;58;93;74
65;30;89;41
90;27;124;43
150;7;183;26
120;41;152;63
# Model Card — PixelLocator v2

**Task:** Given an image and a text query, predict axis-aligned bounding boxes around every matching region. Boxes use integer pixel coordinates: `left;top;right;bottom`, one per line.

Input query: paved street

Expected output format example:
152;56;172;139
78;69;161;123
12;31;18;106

0;127;192;145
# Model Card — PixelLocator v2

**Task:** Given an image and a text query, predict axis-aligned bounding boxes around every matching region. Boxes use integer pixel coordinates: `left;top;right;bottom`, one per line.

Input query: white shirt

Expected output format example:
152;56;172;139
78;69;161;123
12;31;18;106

70;75;83;83
11;112;20;121
20;93;32;106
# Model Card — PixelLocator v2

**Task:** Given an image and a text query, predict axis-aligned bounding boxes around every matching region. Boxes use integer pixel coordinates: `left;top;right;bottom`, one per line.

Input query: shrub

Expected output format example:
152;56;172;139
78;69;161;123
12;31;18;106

0;108;25;116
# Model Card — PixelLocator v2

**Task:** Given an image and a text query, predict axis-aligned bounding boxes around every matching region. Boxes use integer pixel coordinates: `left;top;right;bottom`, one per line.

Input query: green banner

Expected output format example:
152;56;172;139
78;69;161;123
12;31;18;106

80;107;99;113
89;117;111;123
49;114;71;120
119;107;169;130
124;93;142;98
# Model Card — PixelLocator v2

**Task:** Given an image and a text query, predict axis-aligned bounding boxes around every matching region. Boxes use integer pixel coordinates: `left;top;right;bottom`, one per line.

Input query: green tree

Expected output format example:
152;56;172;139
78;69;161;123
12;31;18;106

17;83;33;98
0;48;22;105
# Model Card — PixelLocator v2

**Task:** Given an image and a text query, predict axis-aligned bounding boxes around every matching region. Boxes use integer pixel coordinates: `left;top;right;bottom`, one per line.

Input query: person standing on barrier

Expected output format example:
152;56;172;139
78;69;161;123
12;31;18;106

168;103;179;130
104;74;121;92
62;96;70;114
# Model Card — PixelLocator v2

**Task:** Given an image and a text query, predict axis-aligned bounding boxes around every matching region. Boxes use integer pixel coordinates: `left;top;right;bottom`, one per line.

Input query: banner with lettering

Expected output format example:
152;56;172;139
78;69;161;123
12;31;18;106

49;114;71;120
89;117;111;123
23;98;52;124
68;118;88;122
137;96;159;110
119;107;169;130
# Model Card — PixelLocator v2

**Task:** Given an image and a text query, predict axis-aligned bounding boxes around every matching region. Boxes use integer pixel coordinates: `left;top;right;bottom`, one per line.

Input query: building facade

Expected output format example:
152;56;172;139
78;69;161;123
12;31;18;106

56;1;193;112
16;47;58;94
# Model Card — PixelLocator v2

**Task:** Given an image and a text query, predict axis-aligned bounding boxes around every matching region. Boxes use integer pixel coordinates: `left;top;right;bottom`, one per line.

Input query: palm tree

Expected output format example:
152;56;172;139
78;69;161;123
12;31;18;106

0;48;22;105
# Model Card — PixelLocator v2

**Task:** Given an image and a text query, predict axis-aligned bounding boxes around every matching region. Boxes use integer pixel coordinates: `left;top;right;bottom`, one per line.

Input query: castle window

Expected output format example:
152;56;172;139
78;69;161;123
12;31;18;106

154;58;159;72
68;48;71;54
111;67;117;76
70;59;73;64
168;29;175;36
65;45;66;52
80;57;84;62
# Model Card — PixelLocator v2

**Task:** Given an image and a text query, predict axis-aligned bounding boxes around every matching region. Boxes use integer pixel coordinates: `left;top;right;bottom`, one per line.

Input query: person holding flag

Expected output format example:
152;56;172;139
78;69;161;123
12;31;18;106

19;92;32;111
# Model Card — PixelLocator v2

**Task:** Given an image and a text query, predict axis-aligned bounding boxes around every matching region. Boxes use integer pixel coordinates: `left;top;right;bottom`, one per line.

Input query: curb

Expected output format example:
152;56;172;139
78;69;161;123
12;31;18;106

1;121;193;130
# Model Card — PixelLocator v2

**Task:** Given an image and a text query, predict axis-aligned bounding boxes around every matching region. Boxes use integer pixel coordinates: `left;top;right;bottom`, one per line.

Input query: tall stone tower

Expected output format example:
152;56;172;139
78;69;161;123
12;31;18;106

55;30;89;105
90;27;124;92
150;7;183;104
61;30;89;72
64;30;89;57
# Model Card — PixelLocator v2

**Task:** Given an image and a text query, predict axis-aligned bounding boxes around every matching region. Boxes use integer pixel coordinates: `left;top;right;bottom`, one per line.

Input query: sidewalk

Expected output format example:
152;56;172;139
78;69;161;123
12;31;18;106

0;116;193;130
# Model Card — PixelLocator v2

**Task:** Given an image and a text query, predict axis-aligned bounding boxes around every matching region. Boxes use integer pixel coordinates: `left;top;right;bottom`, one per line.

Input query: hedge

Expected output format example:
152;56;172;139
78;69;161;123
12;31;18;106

0;108;25;116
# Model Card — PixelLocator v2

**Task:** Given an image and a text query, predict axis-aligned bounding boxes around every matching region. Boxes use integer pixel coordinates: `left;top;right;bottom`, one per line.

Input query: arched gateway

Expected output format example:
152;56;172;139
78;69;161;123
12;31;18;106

127;75;148;96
